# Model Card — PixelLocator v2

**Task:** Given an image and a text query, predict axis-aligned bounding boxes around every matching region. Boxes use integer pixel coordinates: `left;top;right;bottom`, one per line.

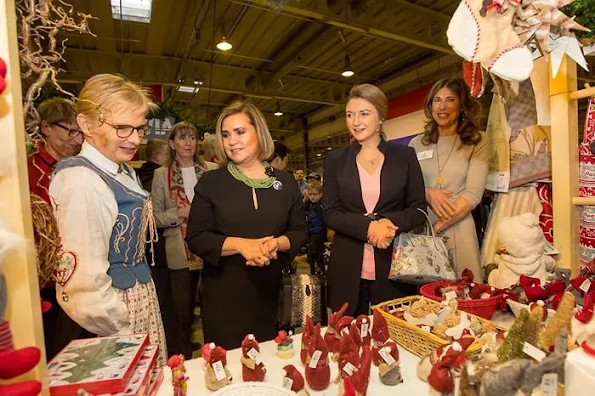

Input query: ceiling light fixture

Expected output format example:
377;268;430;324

274;102;283;117
216;37;232;51
342;55;354;78
193;79;200;85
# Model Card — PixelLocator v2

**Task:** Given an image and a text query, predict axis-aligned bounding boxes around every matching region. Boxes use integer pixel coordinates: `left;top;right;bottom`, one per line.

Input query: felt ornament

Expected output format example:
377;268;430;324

572;291;595;344
355;315;371;346
348;346;373;396
377;341;402;386
349;322;363;349
240;334;266;382
205;343;232;391
418;338;474;383
305;323;330;391
546;279;566;296
168;355;189;396
301;315;315;366
427;342;464;395
275;330;295;359
463;61;486;98
447;0;533;82
497;308;530;361
336;331;360;384
371;309;390;366
539;291;575;351
570;276;595;293
325;302;348;358
525;300;547;348
337;315;355;340
529;300;549;322
282;364;309;396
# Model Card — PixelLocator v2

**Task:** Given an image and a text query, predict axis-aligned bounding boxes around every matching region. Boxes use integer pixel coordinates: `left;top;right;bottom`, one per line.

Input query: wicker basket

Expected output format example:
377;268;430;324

419;281;503;319
213;382;295;396
372;296;504;358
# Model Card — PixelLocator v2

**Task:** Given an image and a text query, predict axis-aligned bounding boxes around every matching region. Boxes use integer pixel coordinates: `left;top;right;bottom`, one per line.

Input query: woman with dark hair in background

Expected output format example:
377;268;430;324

409;78;488;280
323;84;427;317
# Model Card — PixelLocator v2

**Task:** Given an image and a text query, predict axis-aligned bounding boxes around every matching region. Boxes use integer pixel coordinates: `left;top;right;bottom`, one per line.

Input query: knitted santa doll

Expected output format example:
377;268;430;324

339;346;373;396
281;364;309;396
349;322;363;349
240;334;266;382
305;323;330;391
335;331;360;384
325;302;348;359
371;309;390;366
301;315;315;366
204;343;232;391
427;342;465;396
355;315;372;346
447;0;533;82
417;338;474;382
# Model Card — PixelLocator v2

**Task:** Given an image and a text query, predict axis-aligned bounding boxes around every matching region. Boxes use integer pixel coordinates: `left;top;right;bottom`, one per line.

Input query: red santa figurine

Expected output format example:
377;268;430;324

281;364;309;396
205;343;232;391
336;331;360;383
427;342;464;396
305;324;331;391
301;315;315;366
240;334;266;382
325;302;349;359
356;315;372;346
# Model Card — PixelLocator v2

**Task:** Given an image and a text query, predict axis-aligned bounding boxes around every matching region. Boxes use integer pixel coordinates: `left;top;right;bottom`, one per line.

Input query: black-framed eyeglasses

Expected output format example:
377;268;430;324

53;122;83;138
102;120;151;138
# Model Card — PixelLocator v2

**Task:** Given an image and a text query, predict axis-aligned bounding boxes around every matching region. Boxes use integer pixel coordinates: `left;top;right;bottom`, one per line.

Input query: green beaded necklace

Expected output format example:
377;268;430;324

227;161;275;189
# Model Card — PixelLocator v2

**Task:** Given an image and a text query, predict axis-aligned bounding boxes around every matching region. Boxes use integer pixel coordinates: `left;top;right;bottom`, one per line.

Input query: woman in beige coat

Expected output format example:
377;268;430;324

152;121;210;359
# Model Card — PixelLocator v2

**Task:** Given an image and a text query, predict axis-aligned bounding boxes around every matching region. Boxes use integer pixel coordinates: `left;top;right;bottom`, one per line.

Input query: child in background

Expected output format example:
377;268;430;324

305;178;325;275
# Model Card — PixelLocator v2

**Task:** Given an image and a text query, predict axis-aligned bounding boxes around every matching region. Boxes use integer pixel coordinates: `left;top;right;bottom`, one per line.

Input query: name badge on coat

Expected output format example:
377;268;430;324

417;150;433;160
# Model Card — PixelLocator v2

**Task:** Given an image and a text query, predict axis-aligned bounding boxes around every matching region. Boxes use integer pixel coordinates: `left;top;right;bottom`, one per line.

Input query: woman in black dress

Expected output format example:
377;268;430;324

186;102;307;349
323;84;427;317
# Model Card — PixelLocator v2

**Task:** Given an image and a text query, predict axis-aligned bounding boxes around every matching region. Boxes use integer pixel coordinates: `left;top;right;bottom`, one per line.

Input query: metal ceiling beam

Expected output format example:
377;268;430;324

58;77;343;107
64;48;351;90
236;0;453;54
388;0;452;24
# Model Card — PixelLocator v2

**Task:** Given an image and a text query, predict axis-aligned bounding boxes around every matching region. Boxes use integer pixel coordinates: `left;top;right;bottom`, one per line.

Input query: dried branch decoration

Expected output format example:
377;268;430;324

16;0;95;136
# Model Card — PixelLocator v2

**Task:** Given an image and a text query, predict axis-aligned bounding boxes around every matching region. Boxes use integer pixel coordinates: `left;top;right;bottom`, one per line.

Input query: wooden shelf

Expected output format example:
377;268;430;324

572;197;595;206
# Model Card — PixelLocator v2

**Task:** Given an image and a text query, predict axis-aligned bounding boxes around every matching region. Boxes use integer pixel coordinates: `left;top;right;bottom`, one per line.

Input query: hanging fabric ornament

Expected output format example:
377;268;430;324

580;99;595;271
463;61;486;98
447;0;534;82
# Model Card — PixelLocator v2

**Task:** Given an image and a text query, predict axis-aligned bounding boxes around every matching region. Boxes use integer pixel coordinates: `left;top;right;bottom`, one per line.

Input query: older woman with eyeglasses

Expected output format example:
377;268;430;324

49;74;167;366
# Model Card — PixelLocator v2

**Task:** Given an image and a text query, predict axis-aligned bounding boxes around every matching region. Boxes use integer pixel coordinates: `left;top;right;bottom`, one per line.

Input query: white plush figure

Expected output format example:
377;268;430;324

488;213;555;289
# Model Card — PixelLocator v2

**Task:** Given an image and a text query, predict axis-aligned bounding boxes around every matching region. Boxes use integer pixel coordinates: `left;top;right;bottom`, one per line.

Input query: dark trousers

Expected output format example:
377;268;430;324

307;231;326;274
353;279;418;317
169;268;200;359
41;287;93;360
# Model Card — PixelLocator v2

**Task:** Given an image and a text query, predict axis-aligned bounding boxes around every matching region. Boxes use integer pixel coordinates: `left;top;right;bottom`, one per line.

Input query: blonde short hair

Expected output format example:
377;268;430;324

214;102;274;164
77;74;156;123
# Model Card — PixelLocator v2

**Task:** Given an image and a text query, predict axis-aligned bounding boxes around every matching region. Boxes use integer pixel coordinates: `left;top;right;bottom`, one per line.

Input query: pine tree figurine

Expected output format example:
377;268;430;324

539;291;575;352
497;309;530;362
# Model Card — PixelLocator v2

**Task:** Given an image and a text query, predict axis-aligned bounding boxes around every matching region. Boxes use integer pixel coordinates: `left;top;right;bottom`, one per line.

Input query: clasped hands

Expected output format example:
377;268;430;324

238;236;279;267
367;218;398;249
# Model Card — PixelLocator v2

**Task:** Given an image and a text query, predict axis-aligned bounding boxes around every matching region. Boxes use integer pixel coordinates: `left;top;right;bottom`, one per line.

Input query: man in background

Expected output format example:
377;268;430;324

295;168;308;194
137;140;168;191
28;97;83;203
270;142;290;171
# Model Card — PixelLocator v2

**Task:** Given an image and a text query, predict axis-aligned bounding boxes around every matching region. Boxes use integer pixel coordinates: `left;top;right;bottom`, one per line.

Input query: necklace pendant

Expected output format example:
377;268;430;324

273;180;283;190
436;176;444;186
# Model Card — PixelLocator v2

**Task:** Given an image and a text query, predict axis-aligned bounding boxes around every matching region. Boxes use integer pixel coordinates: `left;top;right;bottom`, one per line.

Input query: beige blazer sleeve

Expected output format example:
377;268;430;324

151;166;188;270
151;167;181;228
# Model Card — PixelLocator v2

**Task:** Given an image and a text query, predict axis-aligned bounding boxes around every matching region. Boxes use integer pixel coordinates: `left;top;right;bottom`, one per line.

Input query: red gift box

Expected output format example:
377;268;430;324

97;344;159;396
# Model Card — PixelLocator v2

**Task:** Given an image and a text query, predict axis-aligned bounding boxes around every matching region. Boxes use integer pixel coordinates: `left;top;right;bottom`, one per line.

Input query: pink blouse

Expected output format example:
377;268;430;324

357;158;384;280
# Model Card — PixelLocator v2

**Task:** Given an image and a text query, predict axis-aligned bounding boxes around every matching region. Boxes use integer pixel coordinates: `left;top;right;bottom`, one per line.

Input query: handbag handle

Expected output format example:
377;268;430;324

416;208;437;238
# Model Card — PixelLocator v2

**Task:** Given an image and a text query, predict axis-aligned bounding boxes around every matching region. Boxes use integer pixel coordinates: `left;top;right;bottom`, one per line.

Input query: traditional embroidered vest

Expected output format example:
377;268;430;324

54;157;152;289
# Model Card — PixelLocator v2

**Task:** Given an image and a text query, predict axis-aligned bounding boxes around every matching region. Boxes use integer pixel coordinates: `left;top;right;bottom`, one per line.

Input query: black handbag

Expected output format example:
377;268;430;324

277;260;327;329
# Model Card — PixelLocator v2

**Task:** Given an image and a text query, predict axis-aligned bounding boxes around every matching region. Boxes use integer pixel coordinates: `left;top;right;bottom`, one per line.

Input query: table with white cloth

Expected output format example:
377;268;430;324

156;332;428;395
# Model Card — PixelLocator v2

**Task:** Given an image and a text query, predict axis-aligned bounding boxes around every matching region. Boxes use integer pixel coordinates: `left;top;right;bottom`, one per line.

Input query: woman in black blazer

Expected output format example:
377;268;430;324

323;84;427;317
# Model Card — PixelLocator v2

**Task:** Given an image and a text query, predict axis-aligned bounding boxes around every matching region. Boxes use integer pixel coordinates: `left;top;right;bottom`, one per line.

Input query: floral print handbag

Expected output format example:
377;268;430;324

388;209;456;284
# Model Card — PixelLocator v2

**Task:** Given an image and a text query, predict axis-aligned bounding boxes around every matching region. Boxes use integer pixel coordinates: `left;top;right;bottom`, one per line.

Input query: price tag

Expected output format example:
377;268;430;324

341;327;350;336
282;377;293;390
212;360;226;381
379;347;396;366
580;278;592;293
541;373;558;396
523;342;546;362
247;348;261;364
480;293;491;299
445;291;457;301
361;323;369;338
309;350;322;368
343;362;356;376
